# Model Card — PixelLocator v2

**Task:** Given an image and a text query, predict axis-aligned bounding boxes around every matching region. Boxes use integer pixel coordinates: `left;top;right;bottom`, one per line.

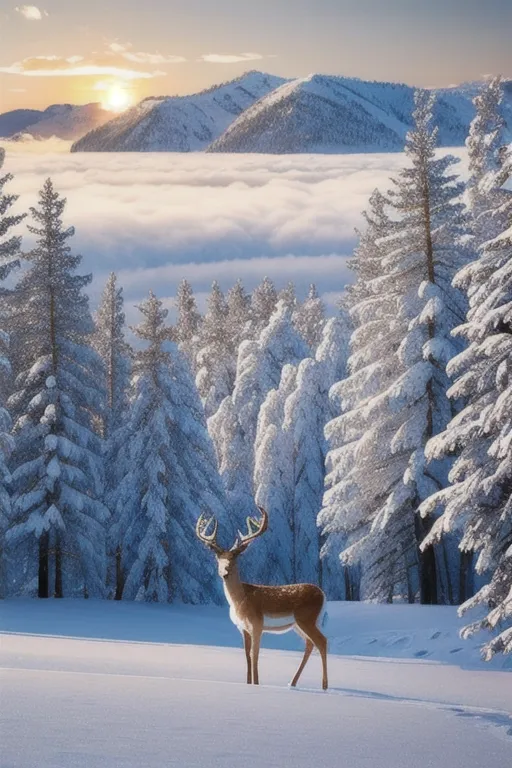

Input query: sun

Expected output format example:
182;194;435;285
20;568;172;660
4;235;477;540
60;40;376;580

102;84;133;113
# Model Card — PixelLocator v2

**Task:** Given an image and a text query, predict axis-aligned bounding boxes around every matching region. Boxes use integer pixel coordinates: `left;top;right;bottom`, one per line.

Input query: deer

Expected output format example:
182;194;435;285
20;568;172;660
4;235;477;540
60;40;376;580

195;506;328;690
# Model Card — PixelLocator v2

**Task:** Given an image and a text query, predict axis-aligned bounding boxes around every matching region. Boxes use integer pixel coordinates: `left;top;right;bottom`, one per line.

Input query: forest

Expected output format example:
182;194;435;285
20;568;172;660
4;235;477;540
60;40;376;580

0;77;510;661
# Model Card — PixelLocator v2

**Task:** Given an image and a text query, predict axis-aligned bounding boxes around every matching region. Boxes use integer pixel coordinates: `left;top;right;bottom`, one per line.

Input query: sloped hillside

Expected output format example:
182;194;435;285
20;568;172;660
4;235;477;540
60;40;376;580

71;71;286;152
207;74;490;154
0;103;112;140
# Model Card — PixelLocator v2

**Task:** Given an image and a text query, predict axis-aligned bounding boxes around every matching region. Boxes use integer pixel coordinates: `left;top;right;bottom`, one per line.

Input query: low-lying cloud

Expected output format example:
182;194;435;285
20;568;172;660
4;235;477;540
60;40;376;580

200;53;265;64
3;148;469;321
0;54;165;80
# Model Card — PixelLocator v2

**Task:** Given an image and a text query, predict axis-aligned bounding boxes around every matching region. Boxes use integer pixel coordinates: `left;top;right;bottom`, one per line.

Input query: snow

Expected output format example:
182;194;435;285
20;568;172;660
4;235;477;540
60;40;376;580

71;72;286;152
0;599;511;767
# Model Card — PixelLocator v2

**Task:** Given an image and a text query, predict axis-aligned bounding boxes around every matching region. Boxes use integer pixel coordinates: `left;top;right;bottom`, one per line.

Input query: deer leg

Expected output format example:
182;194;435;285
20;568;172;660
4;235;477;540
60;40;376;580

290;638;314;688
250;626;262;685
295;620;328;691
243;630;252;684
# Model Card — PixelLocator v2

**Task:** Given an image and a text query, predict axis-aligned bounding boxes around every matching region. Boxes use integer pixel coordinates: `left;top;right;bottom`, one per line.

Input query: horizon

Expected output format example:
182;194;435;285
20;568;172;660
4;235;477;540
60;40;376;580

3;67;511;112
1;0;511;112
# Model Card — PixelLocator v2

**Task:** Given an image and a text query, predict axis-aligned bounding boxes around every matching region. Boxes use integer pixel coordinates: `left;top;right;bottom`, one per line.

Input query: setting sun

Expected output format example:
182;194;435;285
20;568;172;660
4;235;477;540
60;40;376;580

101;83;133;112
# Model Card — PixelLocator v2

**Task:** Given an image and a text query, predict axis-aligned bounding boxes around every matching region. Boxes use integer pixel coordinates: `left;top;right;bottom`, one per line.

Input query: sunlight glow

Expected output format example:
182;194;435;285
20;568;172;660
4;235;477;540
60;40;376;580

101;83;133;112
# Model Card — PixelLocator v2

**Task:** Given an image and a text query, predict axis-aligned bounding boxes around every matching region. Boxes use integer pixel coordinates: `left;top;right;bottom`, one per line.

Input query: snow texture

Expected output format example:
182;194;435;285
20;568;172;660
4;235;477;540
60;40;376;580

0;599;511;768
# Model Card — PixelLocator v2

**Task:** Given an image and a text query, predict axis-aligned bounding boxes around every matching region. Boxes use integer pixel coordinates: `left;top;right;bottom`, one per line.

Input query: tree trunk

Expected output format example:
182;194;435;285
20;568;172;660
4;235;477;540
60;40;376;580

458;550;473;603
114;546;124;600
38;532;49;598
54;536;63;598
415;515;438;604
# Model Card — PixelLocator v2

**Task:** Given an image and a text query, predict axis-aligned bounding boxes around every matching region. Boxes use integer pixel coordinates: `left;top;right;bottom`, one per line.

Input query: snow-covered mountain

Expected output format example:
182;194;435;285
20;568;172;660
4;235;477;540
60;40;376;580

71;72;286;152
0;103;112;141
208;74;512;154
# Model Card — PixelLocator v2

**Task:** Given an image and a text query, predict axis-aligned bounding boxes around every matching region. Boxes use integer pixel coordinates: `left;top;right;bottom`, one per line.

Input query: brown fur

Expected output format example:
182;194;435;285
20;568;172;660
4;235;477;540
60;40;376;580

196;509;328;690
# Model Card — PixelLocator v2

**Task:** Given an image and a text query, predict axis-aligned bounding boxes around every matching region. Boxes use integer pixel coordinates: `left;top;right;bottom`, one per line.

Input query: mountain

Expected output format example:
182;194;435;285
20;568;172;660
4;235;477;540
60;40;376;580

207;74;512;154
0;109;43;137
0;103;112;141
71;72;286;152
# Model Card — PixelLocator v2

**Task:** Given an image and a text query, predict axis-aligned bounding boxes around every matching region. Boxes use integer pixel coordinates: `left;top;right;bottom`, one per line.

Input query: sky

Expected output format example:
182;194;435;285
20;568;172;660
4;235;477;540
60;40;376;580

0;0;511;112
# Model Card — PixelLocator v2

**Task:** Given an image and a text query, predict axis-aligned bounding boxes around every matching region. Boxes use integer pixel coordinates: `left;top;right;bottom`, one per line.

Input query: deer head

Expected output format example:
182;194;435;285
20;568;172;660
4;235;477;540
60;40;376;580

196;507;268;579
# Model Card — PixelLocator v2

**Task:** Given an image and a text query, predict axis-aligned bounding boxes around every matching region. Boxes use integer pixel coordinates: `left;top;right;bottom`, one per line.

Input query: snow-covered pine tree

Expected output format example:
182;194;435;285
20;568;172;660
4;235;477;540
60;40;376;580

173;278;202;371
93;272;131;599
226;278;251;366
466;76;510;248
420;148;512;657
117;291;227;603
209;301;308;579
254;364;297;584
254;313;351;590
318;190;402;602
293;283;326;350
249;276;278;336
195;280;231;418
8;179;107;598
278;282;297;311
0;148;25;597
344;188;392;309
320;92;471;604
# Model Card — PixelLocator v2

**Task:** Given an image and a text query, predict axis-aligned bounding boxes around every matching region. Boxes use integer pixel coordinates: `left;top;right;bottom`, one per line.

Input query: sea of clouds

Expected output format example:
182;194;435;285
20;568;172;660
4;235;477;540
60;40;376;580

4;144;468;324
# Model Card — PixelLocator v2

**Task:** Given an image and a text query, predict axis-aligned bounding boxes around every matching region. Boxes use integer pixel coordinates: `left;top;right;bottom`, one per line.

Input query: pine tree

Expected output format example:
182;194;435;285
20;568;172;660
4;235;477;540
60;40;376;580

250;276;278;336
0;148;25;597
93;273;131;599
8;179;107;598
278;282;297;310
255;314;351;591
117;292;227;603
293;283;326;350
420;149;512;657
320;92;471;603
209;301;308;580
195;281;230;417
173;279;201;371
226;279;251;366
466;77;510;248
319;190;403;602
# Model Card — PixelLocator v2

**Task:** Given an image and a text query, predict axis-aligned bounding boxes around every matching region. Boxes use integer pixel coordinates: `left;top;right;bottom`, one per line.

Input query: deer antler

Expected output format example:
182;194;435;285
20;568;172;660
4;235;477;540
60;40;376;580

231;507;268;553
196;511;223;554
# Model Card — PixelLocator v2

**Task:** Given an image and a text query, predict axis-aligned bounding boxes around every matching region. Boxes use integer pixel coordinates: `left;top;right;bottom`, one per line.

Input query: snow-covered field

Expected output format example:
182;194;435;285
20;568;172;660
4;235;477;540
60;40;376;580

1;600;510;767
3;148;469;321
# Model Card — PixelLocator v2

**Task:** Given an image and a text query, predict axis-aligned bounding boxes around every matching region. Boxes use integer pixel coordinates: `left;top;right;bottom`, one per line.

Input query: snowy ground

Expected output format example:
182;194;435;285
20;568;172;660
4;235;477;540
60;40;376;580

1;600;510;767
3;148;469;322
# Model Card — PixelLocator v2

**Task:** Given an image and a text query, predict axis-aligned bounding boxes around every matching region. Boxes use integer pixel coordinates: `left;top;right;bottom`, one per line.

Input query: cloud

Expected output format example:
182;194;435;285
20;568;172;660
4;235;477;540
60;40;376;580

8;87;27;92
0;55;165;79
4;148;469;320
200;53;264;64
107;41;186;65
15;5;46;20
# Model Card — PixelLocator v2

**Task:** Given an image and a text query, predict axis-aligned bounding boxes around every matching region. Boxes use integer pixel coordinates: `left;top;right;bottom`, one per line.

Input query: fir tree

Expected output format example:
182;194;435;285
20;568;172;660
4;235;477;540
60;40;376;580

250;276;278;336
93;273;131;599
420;148;512;657
117;292;227;603
278;282;297;310
255;314;351;591
173;278;201;371
293;283;326;350
8;179;107;598
209;300;308;580
195;280;230;418
226;278;251;366
466;77;510;248
320;92;472;603
0;148;25;596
